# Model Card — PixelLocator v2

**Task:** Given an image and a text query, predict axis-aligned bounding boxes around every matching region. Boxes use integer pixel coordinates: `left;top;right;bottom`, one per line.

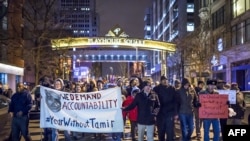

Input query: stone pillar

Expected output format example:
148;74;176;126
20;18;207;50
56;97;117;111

161;50;167;76
7;74;16;94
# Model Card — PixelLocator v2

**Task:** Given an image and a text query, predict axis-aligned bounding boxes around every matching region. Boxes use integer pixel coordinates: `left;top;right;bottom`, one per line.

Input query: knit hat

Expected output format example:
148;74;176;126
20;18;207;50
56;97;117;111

174;79;181;85
141;80;150;88
206;79;217;85
181;78;190;86
198;80;204;85
131;86;140;95
160;75;167;81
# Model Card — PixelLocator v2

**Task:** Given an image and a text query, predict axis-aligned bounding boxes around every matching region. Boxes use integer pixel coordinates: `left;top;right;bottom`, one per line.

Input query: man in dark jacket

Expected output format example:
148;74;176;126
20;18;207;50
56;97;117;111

153;76;178;141
9;82;32;141
123;80;160;141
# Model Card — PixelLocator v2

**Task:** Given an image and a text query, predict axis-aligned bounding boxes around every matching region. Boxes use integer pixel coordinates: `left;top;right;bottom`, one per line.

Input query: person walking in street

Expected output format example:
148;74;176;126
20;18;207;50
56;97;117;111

122;87;140;141
153;76;178;141
123;80;160;141
176;78;198;141
199;79;221;141
8;82;32;141
194;80;205;139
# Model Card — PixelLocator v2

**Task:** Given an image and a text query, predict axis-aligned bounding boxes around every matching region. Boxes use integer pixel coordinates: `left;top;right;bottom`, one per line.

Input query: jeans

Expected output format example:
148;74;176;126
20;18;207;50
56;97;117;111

179;113;194;141
137;124;154;141
11;116;31;141
112;132;122;141
51;128;58;141
157;115;175;141
203;119;220;141
64;130;71;141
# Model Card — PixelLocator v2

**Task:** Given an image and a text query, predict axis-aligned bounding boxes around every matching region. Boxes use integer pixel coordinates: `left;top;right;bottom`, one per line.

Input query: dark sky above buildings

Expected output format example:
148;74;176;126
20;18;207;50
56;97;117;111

96;0;151;38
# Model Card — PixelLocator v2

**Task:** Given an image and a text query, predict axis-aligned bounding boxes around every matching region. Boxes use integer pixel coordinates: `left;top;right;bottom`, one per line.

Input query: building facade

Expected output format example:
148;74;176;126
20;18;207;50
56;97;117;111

208;0;250;90
0;0;24;92
145;0;198;83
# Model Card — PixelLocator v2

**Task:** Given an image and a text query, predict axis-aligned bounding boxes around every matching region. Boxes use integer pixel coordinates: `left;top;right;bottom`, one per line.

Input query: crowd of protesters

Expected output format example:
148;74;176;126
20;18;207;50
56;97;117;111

1;74;250;141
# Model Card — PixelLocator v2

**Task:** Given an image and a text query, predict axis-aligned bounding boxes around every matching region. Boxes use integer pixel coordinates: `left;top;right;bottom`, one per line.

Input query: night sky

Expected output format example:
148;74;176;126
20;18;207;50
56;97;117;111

96;0;151;39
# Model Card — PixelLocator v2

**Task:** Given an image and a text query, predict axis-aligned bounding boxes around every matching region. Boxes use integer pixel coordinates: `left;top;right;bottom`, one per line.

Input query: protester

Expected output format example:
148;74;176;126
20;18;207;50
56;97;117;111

227;83;246;125
194;80;205;139
122;87;140;141
153;76;178;141
198;79;221;141
8;82;32;141
123;80;160;141
176;78;198;141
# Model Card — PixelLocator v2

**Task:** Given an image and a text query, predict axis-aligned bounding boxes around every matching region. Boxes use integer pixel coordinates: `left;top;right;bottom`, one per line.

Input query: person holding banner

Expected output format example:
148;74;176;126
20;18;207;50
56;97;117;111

123;80;160;141
198;79;220;141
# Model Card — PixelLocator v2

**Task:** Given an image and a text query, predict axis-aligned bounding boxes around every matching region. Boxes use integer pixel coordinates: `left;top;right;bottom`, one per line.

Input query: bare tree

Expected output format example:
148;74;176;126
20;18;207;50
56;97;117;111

22;0;72;84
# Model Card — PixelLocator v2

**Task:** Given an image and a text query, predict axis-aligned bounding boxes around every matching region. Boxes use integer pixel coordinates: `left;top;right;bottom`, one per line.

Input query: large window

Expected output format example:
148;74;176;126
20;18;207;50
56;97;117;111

212;6;225;29
187;4;194;13
231;20;250;46
232;0;250;18
246;19;250;42
187;22;194;31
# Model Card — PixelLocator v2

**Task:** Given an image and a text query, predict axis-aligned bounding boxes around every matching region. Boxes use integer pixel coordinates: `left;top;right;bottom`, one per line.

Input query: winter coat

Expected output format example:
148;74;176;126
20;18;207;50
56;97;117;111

122;96;138;121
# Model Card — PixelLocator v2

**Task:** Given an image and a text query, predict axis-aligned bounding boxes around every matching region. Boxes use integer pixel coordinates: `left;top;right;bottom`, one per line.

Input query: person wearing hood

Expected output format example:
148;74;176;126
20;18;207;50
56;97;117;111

176;78;198;141
123;80;160;141
122;87;140;141
51;78;71;141
153;75;178;141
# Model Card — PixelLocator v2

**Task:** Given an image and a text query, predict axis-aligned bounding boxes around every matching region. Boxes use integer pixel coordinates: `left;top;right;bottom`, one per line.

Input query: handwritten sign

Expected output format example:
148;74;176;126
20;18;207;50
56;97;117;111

40;86;124;133
199;94;228;118
217;89;236;104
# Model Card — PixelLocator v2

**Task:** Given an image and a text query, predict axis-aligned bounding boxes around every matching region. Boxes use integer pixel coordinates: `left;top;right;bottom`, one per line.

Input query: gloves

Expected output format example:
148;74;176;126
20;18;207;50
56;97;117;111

195;102;201;107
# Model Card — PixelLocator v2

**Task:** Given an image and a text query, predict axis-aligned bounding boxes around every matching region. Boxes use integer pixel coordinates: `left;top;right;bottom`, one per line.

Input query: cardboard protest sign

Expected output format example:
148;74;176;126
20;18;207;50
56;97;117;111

217;89;236;104
199;94;228;118
40;86;124;133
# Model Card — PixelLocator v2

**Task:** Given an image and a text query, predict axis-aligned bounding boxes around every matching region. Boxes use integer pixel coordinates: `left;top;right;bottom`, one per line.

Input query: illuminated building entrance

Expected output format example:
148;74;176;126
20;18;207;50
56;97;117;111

51;26;176;81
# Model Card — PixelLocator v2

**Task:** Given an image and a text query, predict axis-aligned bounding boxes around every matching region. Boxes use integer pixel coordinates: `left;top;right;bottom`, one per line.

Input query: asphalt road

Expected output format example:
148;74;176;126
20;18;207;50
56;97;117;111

0;115;222;141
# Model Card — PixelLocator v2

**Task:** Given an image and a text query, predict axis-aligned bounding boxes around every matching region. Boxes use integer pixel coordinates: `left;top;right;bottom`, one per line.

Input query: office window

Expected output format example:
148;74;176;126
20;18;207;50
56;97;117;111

246;19;250;42
187;23;194;31
231;26;236;46
187;4;194;13
236;22;245;45
232;0;249;18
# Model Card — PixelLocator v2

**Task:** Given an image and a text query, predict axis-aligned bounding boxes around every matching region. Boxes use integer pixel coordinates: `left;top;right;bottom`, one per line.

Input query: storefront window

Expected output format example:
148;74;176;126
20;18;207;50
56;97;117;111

0;73;7;84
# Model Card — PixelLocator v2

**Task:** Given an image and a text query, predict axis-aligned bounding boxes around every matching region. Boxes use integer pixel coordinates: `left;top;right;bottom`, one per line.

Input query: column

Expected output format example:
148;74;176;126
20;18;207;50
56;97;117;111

161;50;167;76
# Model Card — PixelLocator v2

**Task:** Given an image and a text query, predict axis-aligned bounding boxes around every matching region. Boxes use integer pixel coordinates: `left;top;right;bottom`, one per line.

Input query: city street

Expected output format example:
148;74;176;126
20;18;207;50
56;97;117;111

0;115;221;141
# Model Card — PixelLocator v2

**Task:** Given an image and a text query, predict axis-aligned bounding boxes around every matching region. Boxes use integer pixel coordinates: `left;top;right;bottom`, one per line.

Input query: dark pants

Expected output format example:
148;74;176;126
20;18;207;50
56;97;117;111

157;115;175;141
11;115;31;141
220;118;227;139
130;120;137;140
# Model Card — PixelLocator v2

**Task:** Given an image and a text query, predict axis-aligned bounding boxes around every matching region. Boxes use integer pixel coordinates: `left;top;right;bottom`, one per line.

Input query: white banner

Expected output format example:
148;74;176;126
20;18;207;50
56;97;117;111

40;86;124;133
217;89;236;104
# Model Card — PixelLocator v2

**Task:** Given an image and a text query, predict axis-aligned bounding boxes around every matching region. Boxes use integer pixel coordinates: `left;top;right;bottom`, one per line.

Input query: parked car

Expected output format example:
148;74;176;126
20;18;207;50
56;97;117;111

0;95;11;131
241;91;250;124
